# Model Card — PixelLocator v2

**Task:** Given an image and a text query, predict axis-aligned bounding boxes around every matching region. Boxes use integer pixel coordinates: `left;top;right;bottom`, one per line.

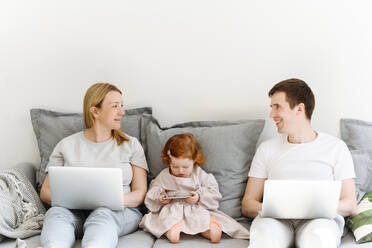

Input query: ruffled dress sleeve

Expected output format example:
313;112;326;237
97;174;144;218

144;179;164;213
196;168;222;211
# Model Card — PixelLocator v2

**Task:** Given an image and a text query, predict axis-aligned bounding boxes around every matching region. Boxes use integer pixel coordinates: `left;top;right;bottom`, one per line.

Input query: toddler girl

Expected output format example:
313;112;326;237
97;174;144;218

139;133;249;243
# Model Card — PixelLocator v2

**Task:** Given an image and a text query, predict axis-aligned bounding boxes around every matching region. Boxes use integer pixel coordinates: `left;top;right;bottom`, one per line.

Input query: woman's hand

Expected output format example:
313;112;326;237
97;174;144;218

159;189;172;205
185;191;199;204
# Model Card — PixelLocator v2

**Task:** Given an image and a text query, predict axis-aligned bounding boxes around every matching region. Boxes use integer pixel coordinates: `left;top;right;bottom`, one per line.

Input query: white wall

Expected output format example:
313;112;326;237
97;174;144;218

1;0;372;168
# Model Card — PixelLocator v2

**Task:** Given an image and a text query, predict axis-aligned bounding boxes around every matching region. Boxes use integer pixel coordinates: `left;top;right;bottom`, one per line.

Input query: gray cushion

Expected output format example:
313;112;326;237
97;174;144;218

30;107;152;192
340;231;372;248
141;115;265;219
117;230;156;248
351;149;372;201
341;118;372;151
151;218;251;247
0;230;155;248
152;234;249;248
0;233;365;248
0;236;45;248
0;232;366;248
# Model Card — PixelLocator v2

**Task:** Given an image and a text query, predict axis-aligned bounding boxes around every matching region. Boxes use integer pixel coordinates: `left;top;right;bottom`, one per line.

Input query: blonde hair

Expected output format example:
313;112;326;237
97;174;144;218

83;82;129;145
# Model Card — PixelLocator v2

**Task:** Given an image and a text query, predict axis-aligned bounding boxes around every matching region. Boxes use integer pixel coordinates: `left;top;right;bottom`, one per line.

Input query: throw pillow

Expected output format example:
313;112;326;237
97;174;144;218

351;149;372;202
348;192;372;244
141;115;265;219
30;107;152;191
341;118;372;151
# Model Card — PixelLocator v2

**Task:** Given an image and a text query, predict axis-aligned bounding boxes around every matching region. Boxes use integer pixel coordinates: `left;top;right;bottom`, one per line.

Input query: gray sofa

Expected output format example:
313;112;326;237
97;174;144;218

0;163;367;248
1;109;371;247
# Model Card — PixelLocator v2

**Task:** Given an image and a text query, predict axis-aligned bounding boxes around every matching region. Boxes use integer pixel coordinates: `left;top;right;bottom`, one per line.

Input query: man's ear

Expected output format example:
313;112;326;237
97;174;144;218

90;106;100;118
296;103;306;116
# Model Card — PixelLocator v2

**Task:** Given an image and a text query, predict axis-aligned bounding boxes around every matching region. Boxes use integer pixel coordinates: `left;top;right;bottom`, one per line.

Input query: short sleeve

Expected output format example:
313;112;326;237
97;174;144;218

45;141;64;173
129;138;148;171
248;143;268;178
334;141;356;180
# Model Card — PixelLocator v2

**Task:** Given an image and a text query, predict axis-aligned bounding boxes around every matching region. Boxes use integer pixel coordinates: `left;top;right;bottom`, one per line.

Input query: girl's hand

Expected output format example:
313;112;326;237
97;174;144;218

159;189;172;205
185;191;199;204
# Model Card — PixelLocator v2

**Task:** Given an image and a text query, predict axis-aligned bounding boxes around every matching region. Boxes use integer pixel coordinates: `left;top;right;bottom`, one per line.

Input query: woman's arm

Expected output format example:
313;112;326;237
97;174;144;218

40;174;52;206
123;165;148;208
40;140;64;206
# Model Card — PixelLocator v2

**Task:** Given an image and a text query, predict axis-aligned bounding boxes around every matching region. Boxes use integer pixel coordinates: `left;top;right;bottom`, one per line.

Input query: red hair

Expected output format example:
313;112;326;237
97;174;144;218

161;133;206;166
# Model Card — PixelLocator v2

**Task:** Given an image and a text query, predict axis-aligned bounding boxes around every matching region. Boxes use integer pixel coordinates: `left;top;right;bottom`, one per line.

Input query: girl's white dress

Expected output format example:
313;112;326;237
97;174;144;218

139;166;250;239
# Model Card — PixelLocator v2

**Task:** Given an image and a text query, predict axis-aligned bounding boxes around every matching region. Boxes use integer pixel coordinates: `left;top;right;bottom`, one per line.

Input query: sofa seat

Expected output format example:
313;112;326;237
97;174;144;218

0;233;249;248
0;230;155;248
339;232;371;248
153;234;249;248
0;231;368;248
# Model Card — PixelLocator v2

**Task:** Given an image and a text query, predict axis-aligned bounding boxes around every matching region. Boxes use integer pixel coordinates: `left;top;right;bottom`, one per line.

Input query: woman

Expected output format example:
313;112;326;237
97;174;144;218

39;83;148;248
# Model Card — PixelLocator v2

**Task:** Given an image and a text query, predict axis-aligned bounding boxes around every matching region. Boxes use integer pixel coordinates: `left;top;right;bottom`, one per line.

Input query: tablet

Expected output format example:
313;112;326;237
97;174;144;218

164;195;192;199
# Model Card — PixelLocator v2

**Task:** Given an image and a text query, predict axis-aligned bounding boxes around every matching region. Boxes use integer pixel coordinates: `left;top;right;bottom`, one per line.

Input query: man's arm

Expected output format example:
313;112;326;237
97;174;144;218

242;177;266;218
338;178;357;217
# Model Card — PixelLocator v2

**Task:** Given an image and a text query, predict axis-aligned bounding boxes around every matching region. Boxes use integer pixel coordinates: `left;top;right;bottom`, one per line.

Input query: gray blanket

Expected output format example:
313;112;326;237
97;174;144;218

0;168;45;241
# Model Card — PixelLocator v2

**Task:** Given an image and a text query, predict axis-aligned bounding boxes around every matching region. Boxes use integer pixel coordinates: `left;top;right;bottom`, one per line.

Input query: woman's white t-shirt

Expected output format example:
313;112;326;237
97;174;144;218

45;131;148;194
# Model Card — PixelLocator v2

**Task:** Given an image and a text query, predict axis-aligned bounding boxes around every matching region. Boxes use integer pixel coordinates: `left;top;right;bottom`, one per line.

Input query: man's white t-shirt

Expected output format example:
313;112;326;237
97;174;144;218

45;131;148;194
248;132;355;180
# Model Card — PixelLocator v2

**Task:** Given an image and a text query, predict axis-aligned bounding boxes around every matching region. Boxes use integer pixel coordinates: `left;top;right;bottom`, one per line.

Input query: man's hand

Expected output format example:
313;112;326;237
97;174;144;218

185;191;199;204
159;189;172;205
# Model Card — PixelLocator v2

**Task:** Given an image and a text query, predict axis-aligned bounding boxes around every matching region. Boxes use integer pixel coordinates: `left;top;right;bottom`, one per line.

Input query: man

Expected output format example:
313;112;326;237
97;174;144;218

242;79;357;248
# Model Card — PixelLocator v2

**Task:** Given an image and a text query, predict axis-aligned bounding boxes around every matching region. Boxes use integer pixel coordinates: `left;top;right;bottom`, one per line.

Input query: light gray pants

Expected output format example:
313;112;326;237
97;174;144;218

249;215;345;248
40;206;142;248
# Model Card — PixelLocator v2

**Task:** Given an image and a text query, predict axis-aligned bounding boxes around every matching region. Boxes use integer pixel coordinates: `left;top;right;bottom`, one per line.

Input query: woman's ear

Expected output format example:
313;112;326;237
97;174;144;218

90;106;100;118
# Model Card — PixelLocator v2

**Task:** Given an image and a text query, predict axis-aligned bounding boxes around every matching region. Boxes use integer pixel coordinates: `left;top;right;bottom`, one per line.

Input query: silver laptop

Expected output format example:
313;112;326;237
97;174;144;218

261;180;341;219
49;167;124;211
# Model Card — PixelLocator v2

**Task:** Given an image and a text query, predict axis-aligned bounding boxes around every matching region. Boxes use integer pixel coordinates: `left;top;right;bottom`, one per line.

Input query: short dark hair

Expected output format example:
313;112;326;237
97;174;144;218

268;78;315;120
